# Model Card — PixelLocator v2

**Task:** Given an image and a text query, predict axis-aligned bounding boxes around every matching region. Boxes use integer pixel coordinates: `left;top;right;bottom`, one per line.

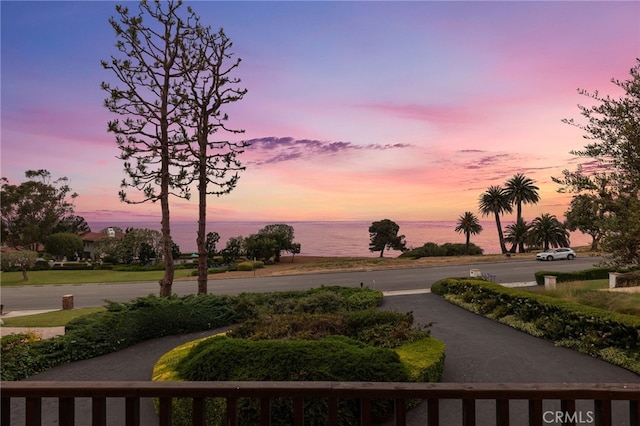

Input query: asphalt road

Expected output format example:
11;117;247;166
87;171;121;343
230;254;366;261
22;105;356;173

1;256;602;311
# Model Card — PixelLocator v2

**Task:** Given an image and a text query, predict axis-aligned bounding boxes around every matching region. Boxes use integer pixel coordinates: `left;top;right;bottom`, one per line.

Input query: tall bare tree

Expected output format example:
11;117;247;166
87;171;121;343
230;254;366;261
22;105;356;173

101;1;194;296
178;23;248;294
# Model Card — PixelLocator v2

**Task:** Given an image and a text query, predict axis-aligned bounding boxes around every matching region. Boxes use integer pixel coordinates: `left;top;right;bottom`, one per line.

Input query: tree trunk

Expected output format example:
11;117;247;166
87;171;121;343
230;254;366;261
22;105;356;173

495;212;507;253
197;132;208;295
379;247;385;258
21;266;28;282
465;232;470;255
159;87;174;297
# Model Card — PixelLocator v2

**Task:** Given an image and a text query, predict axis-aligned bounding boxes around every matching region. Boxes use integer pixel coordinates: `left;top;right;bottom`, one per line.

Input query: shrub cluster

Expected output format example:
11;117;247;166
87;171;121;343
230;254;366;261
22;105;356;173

400;242;483;259
1;294;239;381
0;287;383;381
432;278;640;374
617;271;640;288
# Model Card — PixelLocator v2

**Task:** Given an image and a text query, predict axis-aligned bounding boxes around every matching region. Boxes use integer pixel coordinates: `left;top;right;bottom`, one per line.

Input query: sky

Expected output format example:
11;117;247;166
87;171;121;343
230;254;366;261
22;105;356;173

2;1;639;224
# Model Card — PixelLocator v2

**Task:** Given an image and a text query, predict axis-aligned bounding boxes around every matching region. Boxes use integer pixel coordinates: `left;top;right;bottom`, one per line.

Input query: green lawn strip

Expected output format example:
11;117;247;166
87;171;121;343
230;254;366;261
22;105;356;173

0;269;195;286
1;308;106;327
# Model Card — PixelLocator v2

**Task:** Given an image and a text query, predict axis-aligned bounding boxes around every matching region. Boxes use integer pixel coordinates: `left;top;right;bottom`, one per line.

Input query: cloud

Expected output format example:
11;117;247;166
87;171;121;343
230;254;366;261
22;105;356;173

245;136;413;166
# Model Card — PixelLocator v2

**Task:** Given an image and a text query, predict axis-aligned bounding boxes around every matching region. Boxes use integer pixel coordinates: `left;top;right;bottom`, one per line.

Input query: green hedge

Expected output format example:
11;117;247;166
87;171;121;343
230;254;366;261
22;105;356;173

533;267;611;285
400;242;483;259
432;278;640;373
0;287;384;381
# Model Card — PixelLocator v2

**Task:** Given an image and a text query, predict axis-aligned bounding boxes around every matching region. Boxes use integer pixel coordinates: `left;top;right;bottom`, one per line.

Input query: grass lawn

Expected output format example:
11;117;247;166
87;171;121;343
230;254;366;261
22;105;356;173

1;307;106;327
526;279;640;317
0;269;195;287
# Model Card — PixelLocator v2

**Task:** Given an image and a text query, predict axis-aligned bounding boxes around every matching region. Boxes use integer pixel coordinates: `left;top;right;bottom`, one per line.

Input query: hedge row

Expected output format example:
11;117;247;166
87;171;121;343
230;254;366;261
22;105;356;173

533;267;612;285
399;242;483;259
431;278;640;374
0;286;383;381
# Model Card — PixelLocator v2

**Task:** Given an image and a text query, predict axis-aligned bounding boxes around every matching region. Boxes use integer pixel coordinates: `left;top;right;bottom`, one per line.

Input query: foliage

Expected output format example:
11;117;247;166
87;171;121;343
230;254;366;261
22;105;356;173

533;267;613;285
564;194;605;250
368;219;407;258
528;213;570;250
503;218;532;254
393;337;446;382
478;185;512;254
220;235;244;263
399;242;483;259
0;250;38;280
0;287;381;380
244;224;299;263
432;277;640;374
53;215;91;235
205;232;220;259
1;169;79;251
44;232;84;261
1;332;43;381
236;260;264;271
504;173;540;252
454;211;483;255
555;60;640;266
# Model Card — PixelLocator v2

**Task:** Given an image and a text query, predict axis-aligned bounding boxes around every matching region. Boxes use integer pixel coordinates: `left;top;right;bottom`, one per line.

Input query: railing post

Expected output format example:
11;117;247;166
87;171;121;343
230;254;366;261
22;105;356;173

1;397;10;426
59;397;75;426
158;397;172;426
260;397;271;426
293;396;304;426
462;399;476;426
226;397;238;426
327;397;338;425
529;400;543;426
594;400;612;426
630;400;639;426
361;398;372;425
125;397;140;426
26;397;42;425
395;398;407;426
192;397;206;426
496;399;509;426
427;398;439;426
92;397;107;426
561;399;576;426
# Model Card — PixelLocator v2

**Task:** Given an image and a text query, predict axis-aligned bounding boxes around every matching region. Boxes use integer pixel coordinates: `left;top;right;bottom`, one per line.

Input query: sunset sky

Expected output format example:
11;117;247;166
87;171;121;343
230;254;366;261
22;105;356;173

2;1;639;224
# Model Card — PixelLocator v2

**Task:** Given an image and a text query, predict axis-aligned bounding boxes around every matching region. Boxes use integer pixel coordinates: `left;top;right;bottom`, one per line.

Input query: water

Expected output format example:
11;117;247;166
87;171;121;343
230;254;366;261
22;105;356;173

88;220;592;257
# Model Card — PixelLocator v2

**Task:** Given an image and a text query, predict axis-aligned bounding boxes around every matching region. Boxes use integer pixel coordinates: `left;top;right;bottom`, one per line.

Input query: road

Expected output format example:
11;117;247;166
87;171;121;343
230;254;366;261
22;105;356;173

1;257;602;311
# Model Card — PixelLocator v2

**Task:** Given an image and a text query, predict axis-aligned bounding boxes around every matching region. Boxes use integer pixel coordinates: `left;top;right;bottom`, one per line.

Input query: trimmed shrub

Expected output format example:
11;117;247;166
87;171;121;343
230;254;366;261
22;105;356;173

176;335;410;424
236;260;264;271
432;277;640;373
617;271;640;288
534;267;611;285
393;337;446;383
400;242;483;259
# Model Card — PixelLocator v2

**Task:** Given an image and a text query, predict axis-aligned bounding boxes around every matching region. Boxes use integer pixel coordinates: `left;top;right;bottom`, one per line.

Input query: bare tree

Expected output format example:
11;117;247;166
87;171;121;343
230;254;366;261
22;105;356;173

102;1;197;296
178;23;248;294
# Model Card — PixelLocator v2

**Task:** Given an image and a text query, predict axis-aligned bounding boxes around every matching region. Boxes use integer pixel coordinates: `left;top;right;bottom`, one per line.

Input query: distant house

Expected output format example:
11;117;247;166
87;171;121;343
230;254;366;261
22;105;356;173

80;227;124;259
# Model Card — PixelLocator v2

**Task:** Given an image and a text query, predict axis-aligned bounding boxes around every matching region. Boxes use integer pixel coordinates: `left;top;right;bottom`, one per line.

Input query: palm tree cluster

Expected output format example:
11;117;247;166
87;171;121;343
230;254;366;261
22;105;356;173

456;173;570;254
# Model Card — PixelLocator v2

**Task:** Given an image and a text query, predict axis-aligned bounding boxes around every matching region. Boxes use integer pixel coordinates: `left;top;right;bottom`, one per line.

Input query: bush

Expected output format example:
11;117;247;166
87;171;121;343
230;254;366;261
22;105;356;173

236;260;264;271
617;271;640;288
176;335;410;424
432;277;640;374
534;267;611;285
400;242;483;259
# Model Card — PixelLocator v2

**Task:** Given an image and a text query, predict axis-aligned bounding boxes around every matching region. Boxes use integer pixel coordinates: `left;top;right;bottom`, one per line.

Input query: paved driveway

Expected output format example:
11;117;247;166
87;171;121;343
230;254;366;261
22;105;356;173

8;293;639;425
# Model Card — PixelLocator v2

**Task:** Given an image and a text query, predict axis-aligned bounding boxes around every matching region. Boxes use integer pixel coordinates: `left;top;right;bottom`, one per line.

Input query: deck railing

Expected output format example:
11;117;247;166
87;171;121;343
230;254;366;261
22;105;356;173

1;382;639;426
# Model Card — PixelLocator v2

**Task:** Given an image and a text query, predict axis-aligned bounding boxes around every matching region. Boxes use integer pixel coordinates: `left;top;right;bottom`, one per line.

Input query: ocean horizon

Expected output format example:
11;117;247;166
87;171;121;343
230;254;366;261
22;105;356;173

87;220;592;257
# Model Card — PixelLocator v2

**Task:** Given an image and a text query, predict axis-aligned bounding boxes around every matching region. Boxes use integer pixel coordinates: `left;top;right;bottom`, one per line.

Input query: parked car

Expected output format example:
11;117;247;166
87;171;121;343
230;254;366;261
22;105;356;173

535;248;576;261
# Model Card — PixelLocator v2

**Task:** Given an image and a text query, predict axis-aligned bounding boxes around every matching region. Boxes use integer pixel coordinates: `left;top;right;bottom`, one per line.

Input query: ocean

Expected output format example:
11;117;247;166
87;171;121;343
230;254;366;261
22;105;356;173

87;220;593;257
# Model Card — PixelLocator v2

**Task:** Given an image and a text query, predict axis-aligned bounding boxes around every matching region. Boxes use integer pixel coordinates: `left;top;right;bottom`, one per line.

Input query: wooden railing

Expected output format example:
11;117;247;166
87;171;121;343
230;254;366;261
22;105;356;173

1;382;639;426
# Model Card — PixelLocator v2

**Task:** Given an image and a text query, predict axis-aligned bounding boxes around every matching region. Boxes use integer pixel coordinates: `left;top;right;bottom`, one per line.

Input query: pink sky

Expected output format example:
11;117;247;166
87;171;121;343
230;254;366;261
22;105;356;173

2;1;639;225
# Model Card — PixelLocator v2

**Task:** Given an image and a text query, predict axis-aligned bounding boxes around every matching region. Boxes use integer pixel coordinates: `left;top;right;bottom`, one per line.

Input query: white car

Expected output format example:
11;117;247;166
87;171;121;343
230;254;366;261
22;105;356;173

536;248;576;261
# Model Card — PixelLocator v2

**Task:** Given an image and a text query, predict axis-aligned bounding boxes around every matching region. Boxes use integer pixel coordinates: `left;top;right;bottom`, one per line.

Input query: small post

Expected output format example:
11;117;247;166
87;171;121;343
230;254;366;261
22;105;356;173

609;272;620;289
62;294;74;310
544;275;557;290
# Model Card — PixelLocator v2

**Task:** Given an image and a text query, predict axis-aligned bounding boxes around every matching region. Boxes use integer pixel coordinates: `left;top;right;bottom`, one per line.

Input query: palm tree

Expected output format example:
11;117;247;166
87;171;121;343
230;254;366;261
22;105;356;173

529;213;570;250
504;173;540;252
478;186;513;254
455;211;483;255
504;218;532;253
